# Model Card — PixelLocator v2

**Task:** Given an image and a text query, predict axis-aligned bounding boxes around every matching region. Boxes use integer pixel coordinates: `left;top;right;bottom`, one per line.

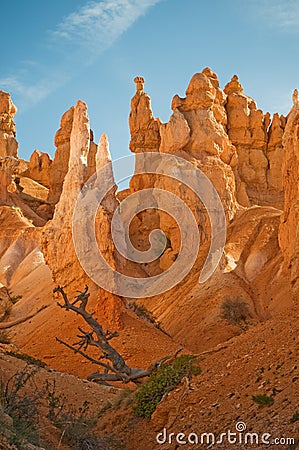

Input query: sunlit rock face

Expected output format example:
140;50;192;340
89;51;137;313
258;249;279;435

279;89;299;296
128;69;239;277
28;150;52;189
41;100;123;332
41;101;95;293
0;90;18;158
224;75;285;209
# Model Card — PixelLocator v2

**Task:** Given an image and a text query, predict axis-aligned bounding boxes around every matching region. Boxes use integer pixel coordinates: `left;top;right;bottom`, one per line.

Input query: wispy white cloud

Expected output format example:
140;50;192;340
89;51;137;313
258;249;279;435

250;0;299;32
0;0;160;110
52;0;160;52
0;74;68;106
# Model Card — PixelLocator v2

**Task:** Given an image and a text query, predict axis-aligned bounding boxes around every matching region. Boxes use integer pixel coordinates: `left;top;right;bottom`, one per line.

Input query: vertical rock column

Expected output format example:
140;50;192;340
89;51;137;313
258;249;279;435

129;76;161;155
28;150;52;188
47;106;74;205
41;101;95;294
127;70;239;277
0;159;9;203
279;90;299;295
48;106;97;206
160;68;238;221
41;103;124;328
94;133;124;330
0;91;18;202
0;91;18;157
224;75;284;208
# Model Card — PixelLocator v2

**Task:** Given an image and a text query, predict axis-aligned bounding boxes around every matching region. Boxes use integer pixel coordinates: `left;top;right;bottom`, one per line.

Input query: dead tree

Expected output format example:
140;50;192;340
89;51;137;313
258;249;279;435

54;285;181;385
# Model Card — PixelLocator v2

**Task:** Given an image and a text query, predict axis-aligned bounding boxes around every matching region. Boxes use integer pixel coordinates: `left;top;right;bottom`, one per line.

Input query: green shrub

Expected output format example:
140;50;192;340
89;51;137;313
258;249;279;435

133;355;201;418
252;394;274;408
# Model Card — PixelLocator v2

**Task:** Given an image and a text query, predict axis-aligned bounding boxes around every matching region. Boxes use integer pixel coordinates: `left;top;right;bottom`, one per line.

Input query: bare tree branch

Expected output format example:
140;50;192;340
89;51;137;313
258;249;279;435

55;337;116;373
54;285;182;385
54;285;130;375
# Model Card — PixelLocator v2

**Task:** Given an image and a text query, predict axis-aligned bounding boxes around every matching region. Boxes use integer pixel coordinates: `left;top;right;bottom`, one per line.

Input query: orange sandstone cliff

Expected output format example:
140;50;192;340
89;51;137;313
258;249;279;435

0;71;298;449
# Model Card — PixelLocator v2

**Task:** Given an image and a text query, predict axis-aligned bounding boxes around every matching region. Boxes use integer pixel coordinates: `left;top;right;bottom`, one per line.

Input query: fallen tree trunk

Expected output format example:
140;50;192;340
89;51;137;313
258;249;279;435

54;285;182;385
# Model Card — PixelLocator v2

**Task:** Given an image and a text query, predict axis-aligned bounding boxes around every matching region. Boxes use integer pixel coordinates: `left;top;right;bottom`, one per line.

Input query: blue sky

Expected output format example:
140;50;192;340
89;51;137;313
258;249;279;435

1;0;298;162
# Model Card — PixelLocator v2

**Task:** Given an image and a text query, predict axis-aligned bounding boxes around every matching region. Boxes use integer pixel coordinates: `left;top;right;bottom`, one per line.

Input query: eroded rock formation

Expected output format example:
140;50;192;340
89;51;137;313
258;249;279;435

0;69;298;381
28;150;52;188
47;106;74;205
161;68;238;219
0;93;52;224
47;106;97;206
125;71;298;349
129;77;161;154
128;70;239;277
41;101;94;293
279;89;299;295
0;91;18;158
224;75;285;208
0;71;297;450
41;104;118;304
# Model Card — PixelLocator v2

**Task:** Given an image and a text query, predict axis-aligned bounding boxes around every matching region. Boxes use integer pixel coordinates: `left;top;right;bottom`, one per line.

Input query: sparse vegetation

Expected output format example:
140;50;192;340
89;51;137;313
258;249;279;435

128;301;156;324
112;389;135;410
0;330;11;344
0;288;23;322
0;365;124;449
44;379;124;450
128;301;170;335
9;294;22;305
6;351;47;368
45;379;67;422
221;299;252;329
252;393;274;408
0;300;11;321
52;400;98;449
0;365;42;447
59;413;125;450
133;354;201;418
291;411;299;423
5;287;23;305
97;401;113;418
